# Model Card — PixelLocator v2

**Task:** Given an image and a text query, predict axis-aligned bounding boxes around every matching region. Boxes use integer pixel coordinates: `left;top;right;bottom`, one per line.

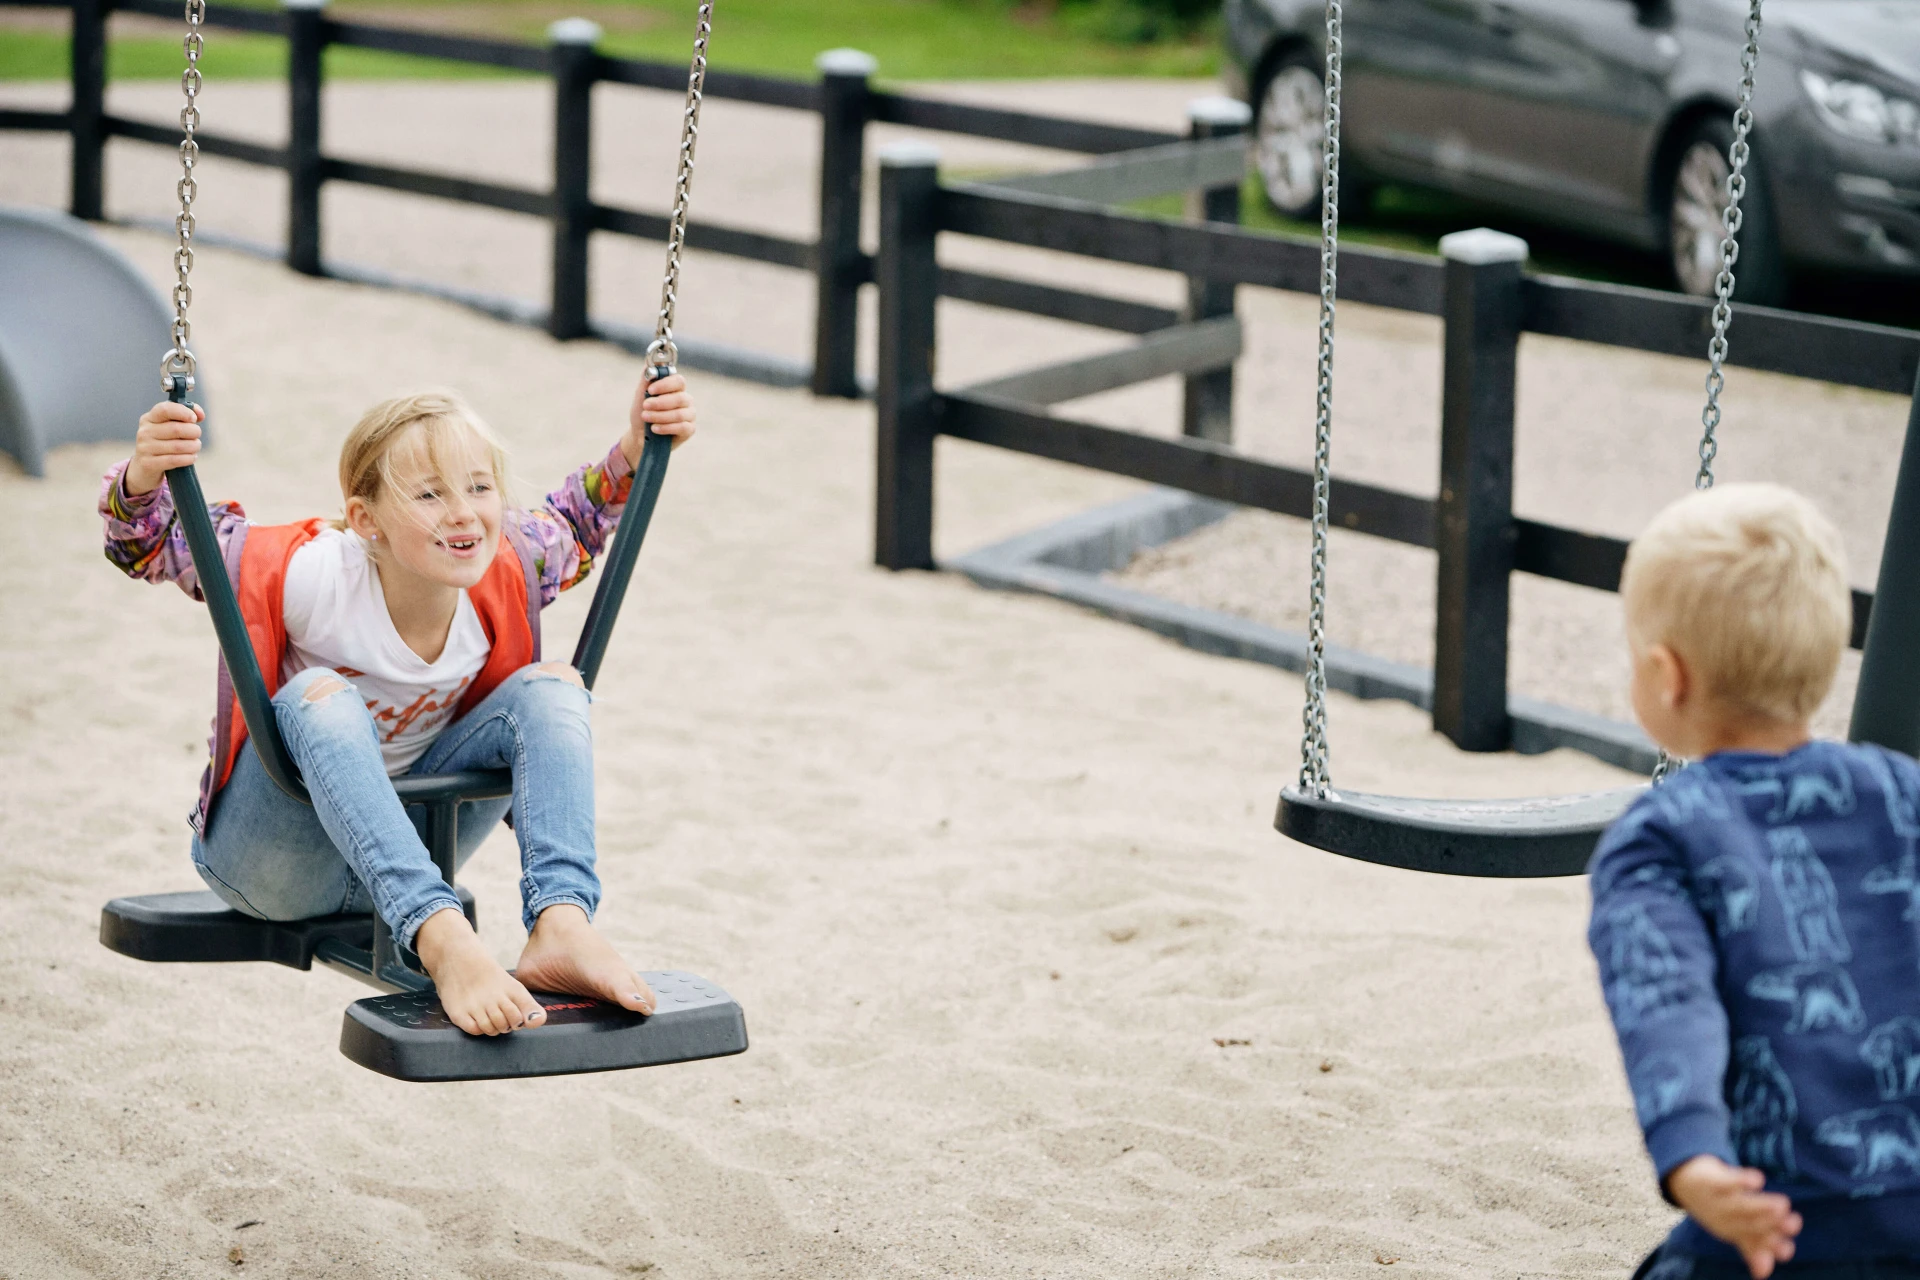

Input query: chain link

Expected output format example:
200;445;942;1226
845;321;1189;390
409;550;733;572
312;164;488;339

1694;0;1764;493
647;2;713;375
1298;0;1342;798
1652;0;1765;786
161;0;206;388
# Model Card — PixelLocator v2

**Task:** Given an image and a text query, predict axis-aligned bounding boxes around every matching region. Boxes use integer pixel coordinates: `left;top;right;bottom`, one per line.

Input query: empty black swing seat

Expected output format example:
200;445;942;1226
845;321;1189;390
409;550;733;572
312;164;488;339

1276;786;1642;878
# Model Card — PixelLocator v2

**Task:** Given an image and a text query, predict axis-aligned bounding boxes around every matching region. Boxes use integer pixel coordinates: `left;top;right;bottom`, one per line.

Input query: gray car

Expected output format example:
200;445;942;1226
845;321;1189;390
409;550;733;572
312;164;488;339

1222;0;1920;301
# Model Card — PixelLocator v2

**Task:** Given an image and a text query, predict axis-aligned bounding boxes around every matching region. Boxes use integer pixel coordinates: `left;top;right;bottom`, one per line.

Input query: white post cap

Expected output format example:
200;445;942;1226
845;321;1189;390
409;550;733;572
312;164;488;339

1188;96;1253;128
1439;227;1529;265
878;141;942;168
547;17;603;46
816;48;879;78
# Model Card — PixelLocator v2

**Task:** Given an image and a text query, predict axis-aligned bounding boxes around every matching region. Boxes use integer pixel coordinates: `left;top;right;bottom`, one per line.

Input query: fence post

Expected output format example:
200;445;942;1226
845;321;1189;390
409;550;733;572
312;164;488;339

1849;369;1920;756
69;0;107;221
812;48;876;400
285;0;327;276
548;17;601;342
874;143;941;571
1433;227;1527;752
1181;96;1248;444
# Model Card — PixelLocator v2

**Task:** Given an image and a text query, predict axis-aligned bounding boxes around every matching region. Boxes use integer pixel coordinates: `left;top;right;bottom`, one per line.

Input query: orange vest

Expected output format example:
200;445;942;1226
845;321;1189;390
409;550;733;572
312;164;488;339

194;520;542;834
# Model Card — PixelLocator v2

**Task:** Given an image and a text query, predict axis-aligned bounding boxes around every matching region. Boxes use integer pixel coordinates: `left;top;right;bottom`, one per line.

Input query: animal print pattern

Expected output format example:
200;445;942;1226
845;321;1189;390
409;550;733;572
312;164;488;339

1730;1036;1798;1178
1862;1018;1920;1101
1697;855;1761;935
1745;965;1867;1035
1633;1051;1693;1126
1767;826;1852;964
1598;904;1693;1032
1815;1105;1920;1181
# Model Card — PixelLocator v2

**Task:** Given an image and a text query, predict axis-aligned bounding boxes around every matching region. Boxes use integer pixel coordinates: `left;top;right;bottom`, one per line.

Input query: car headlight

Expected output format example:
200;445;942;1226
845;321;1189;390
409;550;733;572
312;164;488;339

1801;70;1920;146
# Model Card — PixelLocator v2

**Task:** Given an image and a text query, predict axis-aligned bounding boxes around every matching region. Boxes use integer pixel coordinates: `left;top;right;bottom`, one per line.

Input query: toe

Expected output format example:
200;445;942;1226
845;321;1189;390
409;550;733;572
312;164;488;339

621;975;656;1015
514;989;547;1027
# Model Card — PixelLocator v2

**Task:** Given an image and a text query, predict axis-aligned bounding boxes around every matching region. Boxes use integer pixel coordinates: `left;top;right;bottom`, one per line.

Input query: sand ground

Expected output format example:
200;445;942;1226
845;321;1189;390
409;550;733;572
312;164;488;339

0;70;1904;1280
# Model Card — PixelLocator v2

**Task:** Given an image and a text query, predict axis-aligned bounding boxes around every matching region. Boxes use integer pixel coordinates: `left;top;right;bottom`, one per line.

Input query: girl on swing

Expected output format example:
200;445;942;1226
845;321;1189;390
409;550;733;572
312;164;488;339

98;371;696;1039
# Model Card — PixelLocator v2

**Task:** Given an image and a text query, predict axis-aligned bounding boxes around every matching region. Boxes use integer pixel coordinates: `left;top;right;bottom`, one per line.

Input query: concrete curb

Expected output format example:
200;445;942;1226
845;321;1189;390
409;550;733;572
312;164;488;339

946;488;1658;776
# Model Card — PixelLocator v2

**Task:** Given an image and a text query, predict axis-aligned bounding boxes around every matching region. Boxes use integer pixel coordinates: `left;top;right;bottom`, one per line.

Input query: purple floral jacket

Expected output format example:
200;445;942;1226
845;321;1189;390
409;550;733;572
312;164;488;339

99;443;637;832
100;442;637;606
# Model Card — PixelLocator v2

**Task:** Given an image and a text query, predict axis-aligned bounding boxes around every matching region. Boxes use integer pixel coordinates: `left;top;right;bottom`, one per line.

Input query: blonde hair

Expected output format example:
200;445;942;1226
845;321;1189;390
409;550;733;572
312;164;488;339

1621;483;1850;723
331;391;510;533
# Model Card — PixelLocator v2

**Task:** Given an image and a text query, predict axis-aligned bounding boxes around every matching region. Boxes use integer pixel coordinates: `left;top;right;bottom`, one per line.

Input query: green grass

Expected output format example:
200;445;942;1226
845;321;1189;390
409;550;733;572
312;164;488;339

0;1;1220;82
0;29;520;79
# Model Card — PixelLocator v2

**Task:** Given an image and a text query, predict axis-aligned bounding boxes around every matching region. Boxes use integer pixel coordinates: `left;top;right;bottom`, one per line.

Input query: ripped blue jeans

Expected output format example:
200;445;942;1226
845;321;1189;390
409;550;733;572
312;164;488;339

192;663;601;949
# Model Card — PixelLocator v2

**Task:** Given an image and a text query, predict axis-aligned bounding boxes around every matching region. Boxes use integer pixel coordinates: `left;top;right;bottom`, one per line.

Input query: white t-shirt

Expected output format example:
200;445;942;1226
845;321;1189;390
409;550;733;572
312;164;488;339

280;529;491;776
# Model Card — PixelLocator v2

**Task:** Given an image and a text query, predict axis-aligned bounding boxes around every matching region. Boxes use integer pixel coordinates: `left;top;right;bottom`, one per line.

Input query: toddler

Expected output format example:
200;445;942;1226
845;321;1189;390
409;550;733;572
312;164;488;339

1591;483;1920;1278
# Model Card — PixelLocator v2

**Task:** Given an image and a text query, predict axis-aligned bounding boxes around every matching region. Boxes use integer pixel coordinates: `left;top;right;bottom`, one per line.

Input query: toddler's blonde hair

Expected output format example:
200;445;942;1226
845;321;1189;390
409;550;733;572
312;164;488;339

331;391;511;533
1621;482;1850;723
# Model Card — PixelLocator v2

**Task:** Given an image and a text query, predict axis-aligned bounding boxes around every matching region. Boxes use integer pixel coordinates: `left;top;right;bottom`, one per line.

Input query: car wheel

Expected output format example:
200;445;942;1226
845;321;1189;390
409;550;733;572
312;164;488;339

1255;56;1331;219
1666;116;1788;305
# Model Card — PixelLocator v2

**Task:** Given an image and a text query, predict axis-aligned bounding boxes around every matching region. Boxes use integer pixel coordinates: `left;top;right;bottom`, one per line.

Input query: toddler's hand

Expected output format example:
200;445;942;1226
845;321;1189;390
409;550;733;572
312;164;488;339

1666;1155;1801;1279
125;400;206;497
622;371;696;467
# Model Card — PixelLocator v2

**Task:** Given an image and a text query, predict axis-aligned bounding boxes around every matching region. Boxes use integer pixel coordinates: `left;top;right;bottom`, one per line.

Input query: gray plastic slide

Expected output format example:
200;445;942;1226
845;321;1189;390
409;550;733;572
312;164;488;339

0;204;207;477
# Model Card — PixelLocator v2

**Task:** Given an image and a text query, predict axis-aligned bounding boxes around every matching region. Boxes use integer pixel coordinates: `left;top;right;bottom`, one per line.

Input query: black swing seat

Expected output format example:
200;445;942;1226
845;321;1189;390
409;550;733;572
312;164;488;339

101;888;461;968
1275;785;1643;877
100;891;749;1082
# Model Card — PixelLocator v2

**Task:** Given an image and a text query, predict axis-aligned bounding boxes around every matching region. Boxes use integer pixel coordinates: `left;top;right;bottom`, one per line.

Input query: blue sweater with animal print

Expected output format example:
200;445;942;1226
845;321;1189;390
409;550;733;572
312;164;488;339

1589;741;1920;1262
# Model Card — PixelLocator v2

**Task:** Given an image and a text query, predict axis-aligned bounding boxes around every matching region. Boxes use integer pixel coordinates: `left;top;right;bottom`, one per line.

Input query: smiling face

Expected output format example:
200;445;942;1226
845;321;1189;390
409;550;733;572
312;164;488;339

346;421;504;592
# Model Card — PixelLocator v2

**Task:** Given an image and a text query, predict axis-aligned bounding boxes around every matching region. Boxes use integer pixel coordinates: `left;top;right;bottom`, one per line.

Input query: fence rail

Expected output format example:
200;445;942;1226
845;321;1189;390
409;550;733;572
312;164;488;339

873;147;1917;756
9;0;1915;753
2;0;1216;395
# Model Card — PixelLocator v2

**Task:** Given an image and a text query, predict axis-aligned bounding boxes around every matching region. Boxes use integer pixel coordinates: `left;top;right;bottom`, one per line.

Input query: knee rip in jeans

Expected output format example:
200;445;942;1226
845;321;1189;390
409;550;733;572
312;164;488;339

302;676;350;704
531;662;586;689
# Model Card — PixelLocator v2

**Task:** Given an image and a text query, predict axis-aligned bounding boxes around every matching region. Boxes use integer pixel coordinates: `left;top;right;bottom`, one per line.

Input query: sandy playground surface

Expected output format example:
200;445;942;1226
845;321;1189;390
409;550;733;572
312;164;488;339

0;71;1908;1280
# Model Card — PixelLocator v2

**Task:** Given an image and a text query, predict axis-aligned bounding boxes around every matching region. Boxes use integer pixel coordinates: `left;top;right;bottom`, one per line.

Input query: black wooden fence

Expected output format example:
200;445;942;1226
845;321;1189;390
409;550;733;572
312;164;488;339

0;0;1207;395
870;146;1920;755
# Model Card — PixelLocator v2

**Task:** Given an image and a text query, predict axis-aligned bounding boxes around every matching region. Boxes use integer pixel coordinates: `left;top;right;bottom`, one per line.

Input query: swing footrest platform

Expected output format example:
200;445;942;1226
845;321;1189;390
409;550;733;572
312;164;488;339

1276;786;1642;877
341;971;749;1082
100;893;749;1081
98;889;472;969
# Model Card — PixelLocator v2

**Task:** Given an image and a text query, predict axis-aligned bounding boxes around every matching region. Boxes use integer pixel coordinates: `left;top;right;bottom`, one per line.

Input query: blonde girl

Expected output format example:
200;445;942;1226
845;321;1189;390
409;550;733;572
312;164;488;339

100;373;695;1037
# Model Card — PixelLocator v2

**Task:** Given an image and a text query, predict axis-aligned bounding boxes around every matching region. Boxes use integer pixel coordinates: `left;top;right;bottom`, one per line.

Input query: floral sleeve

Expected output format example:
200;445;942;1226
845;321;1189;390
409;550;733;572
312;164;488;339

514;442;636;608
98;461;247;602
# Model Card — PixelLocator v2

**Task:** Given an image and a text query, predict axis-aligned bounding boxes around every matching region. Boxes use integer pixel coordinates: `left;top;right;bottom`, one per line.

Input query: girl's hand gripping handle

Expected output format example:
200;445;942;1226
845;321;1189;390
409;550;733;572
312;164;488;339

621;370;696;468
125;398;206;497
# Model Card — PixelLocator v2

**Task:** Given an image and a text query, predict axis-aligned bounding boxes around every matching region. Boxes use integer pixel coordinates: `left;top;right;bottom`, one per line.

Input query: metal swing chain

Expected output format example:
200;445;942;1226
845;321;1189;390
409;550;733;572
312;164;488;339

1695;0;1765;494
162;0;207;389
646;2;713;376
1652;0;1765;785
1298;0;1343;798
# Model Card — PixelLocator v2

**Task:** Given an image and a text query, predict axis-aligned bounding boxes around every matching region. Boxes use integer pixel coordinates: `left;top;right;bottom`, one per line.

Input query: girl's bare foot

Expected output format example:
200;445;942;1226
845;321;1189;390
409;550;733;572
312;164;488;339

414;908;547;1036
514;904;657;1015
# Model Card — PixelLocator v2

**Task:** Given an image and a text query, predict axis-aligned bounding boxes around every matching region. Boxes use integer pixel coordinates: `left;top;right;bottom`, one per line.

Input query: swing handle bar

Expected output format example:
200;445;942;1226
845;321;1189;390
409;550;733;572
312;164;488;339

569;363;677;690
164;374;313;805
